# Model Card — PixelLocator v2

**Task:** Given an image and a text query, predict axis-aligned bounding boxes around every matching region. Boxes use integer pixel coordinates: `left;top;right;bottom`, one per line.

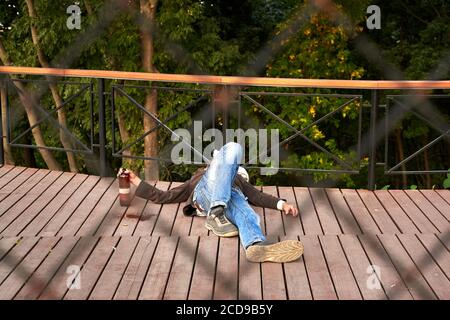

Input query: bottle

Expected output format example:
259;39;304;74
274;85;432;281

118;169;131;207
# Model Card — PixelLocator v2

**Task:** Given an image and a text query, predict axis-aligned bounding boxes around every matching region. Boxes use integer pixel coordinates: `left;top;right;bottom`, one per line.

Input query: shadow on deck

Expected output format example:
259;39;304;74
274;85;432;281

0;165;449;300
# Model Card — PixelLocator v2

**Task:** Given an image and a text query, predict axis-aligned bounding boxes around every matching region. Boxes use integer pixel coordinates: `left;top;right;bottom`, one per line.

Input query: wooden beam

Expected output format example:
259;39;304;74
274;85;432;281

1;66;450;89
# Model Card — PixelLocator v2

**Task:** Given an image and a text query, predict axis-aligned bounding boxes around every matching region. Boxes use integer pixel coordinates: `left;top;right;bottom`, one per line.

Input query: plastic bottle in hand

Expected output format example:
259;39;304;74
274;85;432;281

118;169;131;207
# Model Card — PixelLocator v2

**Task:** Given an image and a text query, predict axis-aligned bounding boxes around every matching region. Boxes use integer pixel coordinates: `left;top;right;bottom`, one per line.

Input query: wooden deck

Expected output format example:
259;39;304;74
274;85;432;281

0;165;449;300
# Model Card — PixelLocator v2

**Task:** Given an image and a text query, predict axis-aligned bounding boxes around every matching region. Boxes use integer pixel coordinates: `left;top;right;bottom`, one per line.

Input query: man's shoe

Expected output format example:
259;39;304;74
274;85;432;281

205;205;239;237
246;239;303;263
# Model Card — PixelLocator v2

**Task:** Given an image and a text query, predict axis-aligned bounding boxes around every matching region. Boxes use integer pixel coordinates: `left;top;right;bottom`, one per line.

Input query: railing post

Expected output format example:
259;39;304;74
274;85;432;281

0;79;4;166
368;89;379;190
98;78;107;177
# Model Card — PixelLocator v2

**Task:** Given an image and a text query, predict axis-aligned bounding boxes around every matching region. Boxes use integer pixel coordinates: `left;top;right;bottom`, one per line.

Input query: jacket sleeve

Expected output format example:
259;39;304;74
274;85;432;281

134;180;190;204
239;177;285;210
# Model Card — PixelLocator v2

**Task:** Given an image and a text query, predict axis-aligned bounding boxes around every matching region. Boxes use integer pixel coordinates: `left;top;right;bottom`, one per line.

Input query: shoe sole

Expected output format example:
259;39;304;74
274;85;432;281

246;240;304;263
205;223;239;238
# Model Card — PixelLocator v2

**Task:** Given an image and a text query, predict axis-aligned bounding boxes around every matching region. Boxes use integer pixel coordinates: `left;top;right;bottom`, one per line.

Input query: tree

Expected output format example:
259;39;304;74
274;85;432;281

25;0;78;172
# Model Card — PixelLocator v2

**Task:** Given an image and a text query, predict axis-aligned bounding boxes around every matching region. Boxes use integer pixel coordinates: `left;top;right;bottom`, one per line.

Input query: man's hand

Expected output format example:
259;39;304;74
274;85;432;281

118;168;141;186
281;202;298;216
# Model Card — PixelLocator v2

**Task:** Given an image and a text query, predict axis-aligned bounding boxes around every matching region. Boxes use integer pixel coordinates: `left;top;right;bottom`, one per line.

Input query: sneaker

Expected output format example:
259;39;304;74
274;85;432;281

205;205;239;237
246;239;304;263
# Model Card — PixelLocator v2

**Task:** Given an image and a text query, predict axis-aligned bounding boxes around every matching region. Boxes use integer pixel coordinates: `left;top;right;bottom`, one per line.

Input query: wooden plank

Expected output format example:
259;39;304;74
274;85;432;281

294;187;322;235
20;174;91;236
58;177;114;236
133;181;170;236
260;235;287;300
262;186;284;236
14;237;80;299
277;186;303;236
357;190;400;234
377;234;436;299
153;183;181;236
64;236;120;300
0;237;59;299
281;235;311;300
0;167;31;200
397;234;450;299
114;236;158;300
0;169;48;217
189;215;208;237
138;236;178;300
169;182;192;237
170;202;193;237
87;181;127;237
0;165;14;179
300;235;337;300
2;172;75;236
0;237;40;285
163;236;198;300
416;234;450;280
338;234;387;300
0;237;19;261
3;66;450;90
89;236;140;300
388;190;439;233
419;190;450;222
310;188;341;235
374;190;420;234
435;189;450;205
403;190;449;232
319;235;362;299
39;176;103;237
188;236;218;300
436;233;450;251
214;237;238;300
0;166;27;187
113;183;147;236
0;171;61;234
340;189;380;234
326;189;361;234
238;241;262;300
38;236;99;300
358;234;412;300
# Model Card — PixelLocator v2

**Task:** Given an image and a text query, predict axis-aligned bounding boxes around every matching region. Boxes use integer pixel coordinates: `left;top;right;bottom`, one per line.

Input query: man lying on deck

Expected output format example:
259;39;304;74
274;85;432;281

120;142;303;263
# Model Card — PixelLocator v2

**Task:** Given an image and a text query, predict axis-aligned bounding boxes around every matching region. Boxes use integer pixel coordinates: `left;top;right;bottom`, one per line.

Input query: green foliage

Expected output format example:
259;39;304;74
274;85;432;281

443;170;450;189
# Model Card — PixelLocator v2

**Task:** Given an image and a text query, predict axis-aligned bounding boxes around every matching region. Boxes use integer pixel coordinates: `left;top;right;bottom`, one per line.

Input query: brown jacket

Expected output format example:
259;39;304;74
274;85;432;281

135;168;284;216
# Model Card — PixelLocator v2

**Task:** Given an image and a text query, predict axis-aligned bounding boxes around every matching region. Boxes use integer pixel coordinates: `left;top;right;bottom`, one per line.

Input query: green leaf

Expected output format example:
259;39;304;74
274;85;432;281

409;185;418;190
381;185;390;190
443;178;450;189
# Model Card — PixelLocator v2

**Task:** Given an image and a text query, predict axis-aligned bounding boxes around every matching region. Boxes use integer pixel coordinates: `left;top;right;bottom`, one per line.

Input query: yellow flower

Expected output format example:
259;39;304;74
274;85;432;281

309;105;316;117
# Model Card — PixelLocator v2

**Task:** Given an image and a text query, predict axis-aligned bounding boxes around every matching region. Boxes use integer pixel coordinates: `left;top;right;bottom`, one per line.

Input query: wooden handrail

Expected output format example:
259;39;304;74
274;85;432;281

1;66;450;89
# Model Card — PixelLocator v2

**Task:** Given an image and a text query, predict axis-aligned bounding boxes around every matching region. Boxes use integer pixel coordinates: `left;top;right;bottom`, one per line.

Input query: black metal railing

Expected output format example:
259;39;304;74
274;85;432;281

0;68;449;190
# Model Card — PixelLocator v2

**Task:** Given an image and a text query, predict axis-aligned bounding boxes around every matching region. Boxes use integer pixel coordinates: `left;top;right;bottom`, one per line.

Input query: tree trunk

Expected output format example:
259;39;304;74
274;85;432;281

140;0;159;180
394;128;407;187
0;40;62;171
26;0;78;172
0;85;14;165
117;109;133;168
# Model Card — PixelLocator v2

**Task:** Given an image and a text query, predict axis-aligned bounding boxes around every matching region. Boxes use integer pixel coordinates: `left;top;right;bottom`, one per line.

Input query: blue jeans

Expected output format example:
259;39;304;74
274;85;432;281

193;142;266;248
